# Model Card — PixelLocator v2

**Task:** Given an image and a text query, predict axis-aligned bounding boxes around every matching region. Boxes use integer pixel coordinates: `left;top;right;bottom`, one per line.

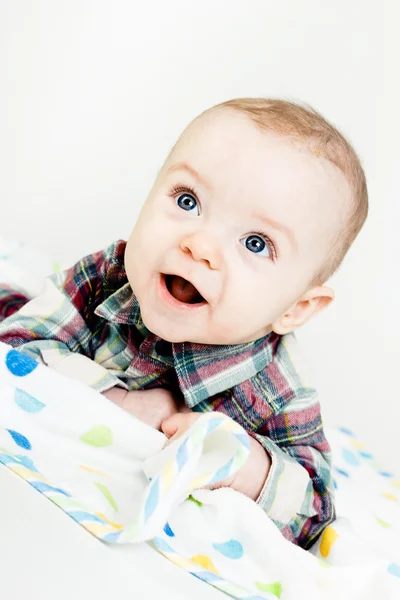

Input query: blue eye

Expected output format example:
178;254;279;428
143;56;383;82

176;193;199;215
240;234;272;258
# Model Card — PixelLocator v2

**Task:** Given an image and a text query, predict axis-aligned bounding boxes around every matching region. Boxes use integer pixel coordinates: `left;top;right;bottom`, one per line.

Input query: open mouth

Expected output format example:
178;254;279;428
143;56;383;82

163;274;206;305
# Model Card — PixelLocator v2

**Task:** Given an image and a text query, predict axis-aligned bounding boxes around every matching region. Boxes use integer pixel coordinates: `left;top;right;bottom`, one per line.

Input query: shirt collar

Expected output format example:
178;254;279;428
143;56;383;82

95;283;279;407
95;282;142;325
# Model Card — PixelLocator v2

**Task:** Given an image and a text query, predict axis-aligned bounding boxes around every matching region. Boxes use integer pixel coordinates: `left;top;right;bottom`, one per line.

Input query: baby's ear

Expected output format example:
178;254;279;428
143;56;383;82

272;286;335;335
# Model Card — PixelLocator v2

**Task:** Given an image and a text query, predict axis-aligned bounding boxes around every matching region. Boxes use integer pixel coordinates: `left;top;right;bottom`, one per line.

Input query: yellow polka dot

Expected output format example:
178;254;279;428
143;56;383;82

85;522;116;536
95;512;124;530
170;555;198;571
12;465;47;481
190;554;219;574
392;480;400;489
162;459;175;493
351;440;364;450
187;474;212;491
320;526;338;558
80;464;110;478
221;419;241;433
383;493;398;502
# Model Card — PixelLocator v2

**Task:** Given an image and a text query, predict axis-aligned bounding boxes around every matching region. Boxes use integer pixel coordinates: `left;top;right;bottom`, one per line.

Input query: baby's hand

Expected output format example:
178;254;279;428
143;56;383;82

104;387;181;431
161;411;202;441
224;435;271;501
161;412;271;501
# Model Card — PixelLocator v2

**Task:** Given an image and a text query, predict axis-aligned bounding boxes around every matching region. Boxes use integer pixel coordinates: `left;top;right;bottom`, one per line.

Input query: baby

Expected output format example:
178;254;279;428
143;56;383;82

0;98;368;549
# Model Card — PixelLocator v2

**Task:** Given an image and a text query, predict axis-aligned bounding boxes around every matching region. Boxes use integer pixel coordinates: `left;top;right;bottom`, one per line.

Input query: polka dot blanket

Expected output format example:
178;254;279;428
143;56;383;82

0;341;399;600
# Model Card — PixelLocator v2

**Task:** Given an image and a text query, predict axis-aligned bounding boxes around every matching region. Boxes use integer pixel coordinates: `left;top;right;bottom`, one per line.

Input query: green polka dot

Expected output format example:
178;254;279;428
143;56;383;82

255;581;282;598
318;559;332;568
375;516;391;528
187;495;203;507
370;462;381;471
95;482;118;512
80;425;113;447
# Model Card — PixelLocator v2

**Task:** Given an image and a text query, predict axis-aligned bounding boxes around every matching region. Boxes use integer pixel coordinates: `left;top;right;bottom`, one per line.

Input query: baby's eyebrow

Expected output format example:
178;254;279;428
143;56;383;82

254;212;297;252
167;161;296;251
166;162;211;189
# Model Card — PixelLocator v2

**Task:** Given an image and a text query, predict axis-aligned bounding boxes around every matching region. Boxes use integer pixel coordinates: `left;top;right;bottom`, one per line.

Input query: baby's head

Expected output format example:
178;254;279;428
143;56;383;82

125;98;368;344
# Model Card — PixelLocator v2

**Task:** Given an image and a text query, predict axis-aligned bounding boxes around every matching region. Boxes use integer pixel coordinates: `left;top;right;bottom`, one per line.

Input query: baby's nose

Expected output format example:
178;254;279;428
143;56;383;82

179;233;222;270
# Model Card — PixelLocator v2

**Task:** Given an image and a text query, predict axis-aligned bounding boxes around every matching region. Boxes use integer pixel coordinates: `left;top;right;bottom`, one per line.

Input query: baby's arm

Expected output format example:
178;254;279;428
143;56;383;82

0;242;127;393
104;387;186;430
252;393;334;549
160;393;334;550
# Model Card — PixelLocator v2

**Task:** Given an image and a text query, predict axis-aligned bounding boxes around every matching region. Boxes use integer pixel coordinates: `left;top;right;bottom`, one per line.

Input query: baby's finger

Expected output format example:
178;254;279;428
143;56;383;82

163;429;185;446
161;412;187;438
203;474;235;491
162;412;203;445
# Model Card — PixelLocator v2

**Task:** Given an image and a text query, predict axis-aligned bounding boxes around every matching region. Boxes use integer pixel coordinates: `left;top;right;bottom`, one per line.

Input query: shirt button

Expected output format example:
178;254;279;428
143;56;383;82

155;340;172;357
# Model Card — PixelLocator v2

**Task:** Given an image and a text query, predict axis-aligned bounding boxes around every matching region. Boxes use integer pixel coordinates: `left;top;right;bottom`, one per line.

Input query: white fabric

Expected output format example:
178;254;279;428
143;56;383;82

0;341;398;600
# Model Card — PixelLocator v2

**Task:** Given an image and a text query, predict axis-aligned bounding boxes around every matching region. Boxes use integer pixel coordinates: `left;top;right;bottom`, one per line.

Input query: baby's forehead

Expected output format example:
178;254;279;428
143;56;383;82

166;111;350;250
171;111;347;202
172;110;328;181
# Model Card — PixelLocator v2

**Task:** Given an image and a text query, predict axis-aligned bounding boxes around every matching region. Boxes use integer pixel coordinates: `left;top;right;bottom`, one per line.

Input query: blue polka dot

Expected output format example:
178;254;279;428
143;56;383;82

15;388;45;413
206;416;223;435
30;481;70;495
210;458;234;485
342;448;361;467
359;451;373;460
379;471;393;478
5;350;38;377
164;522;175;537
144;477;159;522
213;539;243;559
339;427;354;436
234;432;250;450
6;429;31;450
333;479;338;489
176;438;188;472
192;571;223;583
388;563;400;578
334;467;350;478
153;537;174;553
102;531;122;543
69;511;105;523
15;454;38;472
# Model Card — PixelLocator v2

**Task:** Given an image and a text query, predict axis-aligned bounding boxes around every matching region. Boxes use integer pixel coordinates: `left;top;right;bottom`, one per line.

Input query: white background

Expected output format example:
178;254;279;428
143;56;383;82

0;1;398;470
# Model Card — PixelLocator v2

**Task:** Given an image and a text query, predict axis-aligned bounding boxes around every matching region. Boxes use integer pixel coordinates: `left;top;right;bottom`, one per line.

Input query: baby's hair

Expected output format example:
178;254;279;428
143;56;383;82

211;98;368;285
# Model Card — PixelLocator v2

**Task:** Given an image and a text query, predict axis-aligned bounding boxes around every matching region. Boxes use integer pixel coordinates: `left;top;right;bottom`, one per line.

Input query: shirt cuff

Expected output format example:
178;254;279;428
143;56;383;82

38;348;128;393
253;433;317;524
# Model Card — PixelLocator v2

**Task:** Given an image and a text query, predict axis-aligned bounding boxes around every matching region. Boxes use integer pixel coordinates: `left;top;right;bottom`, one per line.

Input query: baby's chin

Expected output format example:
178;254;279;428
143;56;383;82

140;314;207;344
136;284;273;345
140;311;263;346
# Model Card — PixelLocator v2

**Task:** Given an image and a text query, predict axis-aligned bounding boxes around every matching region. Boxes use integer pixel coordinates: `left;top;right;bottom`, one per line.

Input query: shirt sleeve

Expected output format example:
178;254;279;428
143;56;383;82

252;390;335;549
0;243;126;393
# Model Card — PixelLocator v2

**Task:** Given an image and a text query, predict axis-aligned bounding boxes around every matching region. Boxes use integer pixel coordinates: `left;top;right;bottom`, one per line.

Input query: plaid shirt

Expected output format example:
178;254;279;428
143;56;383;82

0;240;334;549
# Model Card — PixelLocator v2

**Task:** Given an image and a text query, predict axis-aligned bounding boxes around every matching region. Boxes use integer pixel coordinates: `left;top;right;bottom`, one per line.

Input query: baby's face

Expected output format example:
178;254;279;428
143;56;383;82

125;108;349;344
